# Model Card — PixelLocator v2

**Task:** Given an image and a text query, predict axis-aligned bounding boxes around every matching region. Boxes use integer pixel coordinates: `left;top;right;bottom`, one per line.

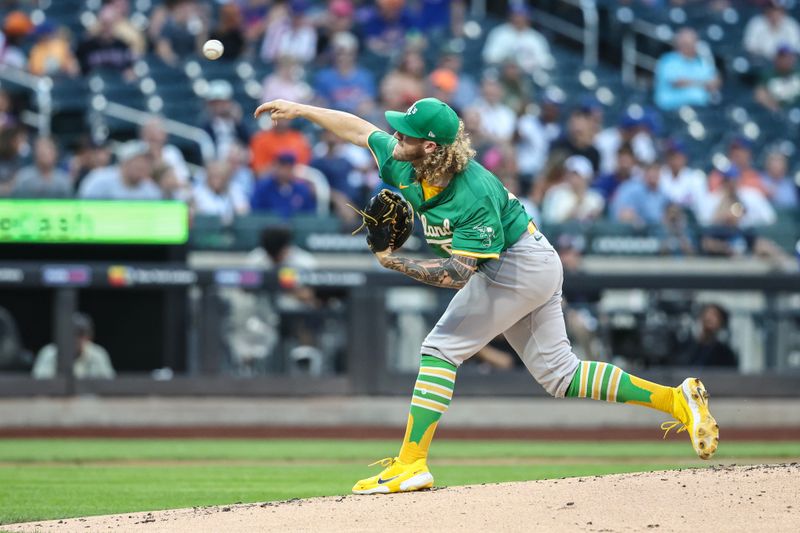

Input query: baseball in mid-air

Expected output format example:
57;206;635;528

202;39;224;60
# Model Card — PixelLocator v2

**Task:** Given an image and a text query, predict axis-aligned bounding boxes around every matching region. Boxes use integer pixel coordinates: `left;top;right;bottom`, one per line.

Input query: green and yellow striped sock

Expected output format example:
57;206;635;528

565;361;675;415
398;355;456;464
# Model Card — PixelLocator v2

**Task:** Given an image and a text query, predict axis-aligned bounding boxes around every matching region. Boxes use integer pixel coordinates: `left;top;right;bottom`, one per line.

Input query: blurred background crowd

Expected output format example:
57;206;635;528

1;0;799;265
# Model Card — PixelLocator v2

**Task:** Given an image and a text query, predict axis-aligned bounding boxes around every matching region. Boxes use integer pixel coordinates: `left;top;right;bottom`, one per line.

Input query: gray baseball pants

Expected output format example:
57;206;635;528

420;230;581;397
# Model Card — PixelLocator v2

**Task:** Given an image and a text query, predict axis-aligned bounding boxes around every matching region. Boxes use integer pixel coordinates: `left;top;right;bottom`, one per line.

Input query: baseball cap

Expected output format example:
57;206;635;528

277;151;297;165
116;141;149;162
777;44;796;56
385;98;460;145
205;80;233;101
564;155;594;180
729;136;753;151
722;164;741;180
3;11;33;37
664;138;687;155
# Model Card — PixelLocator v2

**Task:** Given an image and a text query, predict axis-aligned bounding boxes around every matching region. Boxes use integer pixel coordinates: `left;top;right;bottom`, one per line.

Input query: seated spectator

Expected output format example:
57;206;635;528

654;28;720;111
743;0;800;61
201;80;250;160
380;49;427;111
313;32;376;113
761;149;798;209
12;137;71;198
314;0;356;61
28;22;80;77
1;11;33;69
482;4;554;75
680;304;737;368
76;4;135;77
260;0;317;65
548;107;601;173
250;119;312;175
311;130;360;223
360;0;420;57
699;165;776;230
611;162;669;227
140;117;191;184
78;141;160;200
467;73;517;144
32;313;115;380
208;2;245;60
595;109;657;175
250;152;316;217
516;91;563;181
152;164;189;201
428;67;460;108
149;0;208;66
261;56;313;105
226;141;256;198
0;126;27;196
194;160;250;222
240;0;272;49
755;45;800;112
656;203;696;256
497;60;534;115
435;43;479;112
99;0;146;57
69;137;112;192
592;143;641;204
707;137;767;195
659;139;707;213
541;155;604;224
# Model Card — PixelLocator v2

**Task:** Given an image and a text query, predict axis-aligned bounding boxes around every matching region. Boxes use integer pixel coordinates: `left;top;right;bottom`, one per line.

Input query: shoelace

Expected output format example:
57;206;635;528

368;457;396;468
660;420;687;440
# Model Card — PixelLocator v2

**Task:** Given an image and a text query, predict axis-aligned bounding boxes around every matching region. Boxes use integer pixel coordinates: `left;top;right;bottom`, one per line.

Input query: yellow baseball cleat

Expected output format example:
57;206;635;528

662;377;720;460
352;457;434;494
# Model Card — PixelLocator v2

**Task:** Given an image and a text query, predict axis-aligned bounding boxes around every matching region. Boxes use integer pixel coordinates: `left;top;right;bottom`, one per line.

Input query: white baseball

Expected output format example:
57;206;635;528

202;39;224;60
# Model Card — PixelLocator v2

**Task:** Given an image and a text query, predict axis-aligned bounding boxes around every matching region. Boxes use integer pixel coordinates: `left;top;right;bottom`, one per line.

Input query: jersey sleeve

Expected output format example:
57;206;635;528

367;130;409;187
451;197;505;260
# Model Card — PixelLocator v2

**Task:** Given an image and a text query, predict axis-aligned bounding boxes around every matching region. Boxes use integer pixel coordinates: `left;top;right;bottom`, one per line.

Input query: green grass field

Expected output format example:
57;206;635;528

1;438;799;525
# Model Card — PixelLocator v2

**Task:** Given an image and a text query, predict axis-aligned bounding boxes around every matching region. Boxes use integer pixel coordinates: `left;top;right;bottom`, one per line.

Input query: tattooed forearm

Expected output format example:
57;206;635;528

378;253;478;289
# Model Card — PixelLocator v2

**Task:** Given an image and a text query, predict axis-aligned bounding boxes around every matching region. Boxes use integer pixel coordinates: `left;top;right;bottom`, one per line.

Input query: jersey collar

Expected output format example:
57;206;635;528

417;175;457;213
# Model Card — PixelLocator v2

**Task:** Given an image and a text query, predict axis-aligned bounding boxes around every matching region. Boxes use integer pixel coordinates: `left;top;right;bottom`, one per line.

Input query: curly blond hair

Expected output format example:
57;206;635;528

412;121;476;182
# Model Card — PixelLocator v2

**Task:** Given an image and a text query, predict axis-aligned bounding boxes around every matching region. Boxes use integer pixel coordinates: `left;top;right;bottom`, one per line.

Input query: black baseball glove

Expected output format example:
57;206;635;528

348;189;414;252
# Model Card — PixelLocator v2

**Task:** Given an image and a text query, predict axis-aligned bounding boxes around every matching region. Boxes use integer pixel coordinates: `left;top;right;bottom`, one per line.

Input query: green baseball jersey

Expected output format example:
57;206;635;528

368;131;532;261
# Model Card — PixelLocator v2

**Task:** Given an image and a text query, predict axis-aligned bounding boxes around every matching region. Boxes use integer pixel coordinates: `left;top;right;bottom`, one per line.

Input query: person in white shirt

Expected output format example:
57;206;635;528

743;0;800;60
482;4;554;75
32;313;115;380
542;155;604;224
697;166;775;229
594;110;656;175
260;1;317;65
193;160;250;223
78;141;161;200
516;92;563;178
468;74;517;143
658;139;707;214
139;117;191;184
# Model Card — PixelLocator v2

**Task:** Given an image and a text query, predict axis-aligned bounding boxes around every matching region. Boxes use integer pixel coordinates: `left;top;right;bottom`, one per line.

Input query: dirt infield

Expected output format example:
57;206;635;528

6;464;798;533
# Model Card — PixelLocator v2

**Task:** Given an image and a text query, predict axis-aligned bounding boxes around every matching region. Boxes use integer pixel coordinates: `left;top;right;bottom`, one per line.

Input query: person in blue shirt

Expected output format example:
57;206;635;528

610;162;669;227
592;143;641;204
314;32;376;113
654;28;721;111
250;152;316;218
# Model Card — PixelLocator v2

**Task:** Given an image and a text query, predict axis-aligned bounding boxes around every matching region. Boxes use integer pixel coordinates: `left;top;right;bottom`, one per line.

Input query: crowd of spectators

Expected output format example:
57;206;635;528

0;0;798;261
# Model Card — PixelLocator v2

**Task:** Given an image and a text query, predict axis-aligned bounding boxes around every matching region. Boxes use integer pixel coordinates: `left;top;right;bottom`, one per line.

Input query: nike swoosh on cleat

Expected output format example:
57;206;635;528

399;184;411;189
377;475;401;484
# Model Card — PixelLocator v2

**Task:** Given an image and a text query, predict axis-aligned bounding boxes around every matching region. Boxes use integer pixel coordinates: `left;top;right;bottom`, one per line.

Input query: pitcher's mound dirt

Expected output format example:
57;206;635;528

6;464;799;533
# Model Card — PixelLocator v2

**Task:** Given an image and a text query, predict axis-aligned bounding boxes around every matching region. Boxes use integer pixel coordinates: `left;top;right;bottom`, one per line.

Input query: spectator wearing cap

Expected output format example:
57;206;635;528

250;116;312;175
28;21;80;77
466;74;517;143
381;49;427;111
541;155;604;224
76;4;135;77
250;152;316;218
755;45;800;112
78;141;160;200
592;143;642;204
11;137;72;198
193;160;250;222
360;0;421;57
498;60;534;115
658;138;707;213
261;56;313;105
261;0;317;65
654;28;720;111
313;32;376;114
548;107;601;173
209;2;245;60
516;91;563;180
140;117;191;184
1;11;33;69
482;4;554;75
611;162;669;227
202;80;251;160
594;109;657;175
707;137;768;195
761;149;798;209
743;0;800;61
69;137;112;192
32;313;115;380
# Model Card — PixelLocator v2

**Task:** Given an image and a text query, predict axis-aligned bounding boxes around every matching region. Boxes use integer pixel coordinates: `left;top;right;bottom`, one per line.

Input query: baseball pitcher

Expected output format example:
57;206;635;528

254;97;719;495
